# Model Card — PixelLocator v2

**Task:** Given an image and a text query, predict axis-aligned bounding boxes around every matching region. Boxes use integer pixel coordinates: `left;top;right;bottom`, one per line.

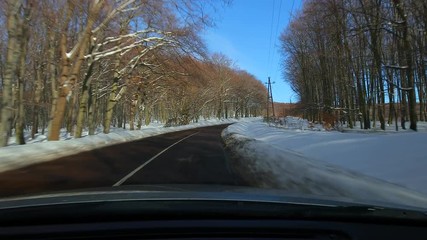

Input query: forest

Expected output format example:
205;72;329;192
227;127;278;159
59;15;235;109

281;0;426;131
0;0;267;147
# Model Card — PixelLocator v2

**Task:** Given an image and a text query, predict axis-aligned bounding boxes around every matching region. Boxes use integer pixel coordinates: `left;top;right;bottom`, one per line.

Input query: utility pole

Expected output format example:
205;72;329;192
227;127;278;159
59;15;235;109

266;77;275;123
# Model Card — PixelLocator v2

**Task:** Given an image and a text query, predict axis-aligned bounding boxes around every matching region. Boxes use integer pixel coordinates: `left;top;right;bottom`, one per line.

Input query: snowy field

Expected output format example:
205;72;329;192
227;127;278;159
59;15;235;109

223;118;427;209
0;118;259;173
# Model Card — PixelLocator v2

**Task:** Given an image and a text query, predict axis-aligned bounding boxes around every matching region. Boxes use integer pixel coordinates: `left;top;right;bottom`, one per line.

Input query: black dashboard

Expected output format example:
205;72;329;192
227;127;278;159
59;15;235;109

2;218;427;239
0;188;426;239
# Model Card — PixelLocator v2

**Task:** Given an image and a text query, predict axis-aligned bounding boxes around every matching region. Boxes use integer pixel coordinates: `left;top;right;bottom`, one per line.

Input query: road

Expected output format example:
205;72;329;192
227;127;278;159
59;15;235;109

0;124;247;198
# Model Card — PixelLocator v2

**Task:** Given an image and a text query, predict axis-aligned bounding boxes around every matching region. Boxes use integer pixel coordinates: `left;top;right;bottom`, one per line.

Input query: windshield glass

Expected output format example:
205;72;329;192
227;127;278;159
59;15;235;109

1;0;427;211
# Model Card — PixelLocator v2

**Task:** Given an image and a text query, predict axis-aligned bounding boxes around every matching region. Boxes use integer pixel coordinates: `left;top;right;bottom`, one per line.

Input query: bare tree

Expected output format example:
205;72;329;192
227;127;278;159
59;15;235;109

1;0;26;146
280;0;425;131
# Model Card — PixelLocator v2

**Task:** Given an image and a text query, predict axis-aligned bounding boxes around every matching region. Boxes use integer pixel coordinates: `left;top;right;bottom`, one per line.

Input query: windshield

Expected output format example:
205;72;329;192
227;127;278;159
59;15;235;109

1;0;427;211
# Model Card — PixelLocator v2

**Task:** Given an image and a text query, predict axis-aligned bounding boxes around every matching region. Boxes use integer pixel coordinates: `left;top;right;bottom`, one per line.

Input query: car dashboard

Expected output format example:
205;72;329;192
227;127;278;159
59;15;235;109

0;188;426;239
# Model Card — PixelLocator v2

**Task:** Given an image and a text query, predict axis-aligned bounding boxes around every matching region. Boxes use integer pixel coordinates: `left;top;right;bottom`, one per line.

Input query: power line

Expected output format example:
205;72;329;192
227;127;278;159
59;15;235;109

270;0;283;82
267;0;276;76
290;0;295;20
272;0;295;83
267;0;297;104
273;0;283;46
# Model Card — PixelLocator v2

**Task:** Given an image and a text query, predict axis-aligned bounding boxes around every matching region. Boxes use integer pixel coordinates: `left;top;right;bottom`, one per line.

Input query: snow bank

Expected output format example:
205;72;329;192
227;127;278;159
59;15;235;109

341;120;427;132
270;116;324;131
222;121;427;209
0;118;259;173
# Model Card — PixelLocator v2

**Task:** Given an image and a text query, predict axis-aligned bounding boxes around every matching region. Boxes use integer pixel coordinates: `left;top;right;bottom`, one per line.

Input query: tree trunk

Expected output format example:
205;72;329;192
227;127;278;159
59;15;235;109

144;106;151;126
32;65;43;138
66;93;78;136
15;3;31;144
0;0;22;147
75;59;95;138
48;1;102;140
75;88;89;138
15;80;25;145
88;82;97;135
416;64;425;121
47;31;58;137
129;94;138;130
393;0;417;131
103;80;127;133
360;63;370;129
122;103;126;129
136;95;144;130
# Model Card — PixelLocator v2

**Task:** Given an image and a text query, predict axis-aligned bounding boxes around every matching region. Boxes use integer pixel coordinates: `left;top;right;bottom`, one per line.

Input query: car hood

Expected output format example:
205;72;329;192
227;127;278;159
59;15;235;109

0;184;425;212
0;184;426;225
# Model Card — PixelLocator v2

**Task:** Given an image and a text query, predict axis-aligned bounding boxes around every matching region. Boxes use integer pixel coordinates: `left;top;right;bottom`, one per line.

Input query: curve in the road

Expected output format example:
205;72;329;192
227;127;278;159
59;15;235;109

0;124;247;197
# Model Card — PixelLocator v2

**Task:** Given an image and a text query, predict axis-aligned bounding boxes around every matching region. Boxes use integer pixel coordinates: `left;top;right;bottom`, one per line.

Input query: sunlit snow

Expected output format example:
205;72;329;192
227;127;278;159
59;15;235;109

222;118;427;209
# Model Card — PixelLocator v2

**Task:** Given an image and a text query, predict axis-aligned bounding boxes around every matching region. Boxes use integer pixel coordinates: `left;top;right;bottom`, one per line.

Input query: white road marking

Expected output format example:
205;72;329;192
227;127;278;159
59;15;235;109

113;131;199;186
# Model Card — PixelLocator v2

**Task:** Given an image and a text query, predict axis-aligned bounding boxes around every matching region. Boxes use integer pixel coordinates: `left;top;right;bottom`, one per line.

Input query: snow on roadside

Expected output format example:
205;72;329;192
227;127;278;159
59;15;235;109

222;120;427;209
0;118;259;173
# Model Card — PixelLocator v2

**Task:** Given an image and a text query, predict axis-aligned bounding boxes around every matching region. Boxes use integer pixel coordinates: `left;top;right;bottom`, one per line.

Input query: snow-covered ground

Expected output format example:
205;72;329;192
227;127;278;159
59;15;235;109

222;118;427;209
0;118;259;173
3;115;427;208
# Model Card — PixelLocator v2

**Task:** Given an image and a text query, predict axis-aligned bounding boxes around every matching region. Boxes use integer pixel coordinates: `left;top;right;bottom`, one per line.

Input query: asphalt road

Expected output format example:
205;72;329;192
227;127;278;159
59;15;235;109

0;124;247;198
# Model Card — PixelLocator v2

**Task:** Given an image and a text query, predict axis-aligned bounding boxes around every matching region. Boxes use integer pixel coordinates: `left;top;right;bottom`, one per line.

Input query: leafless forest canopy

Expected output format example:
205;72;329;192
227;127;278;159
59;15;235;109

0;0;267;147
280;0;426;131
3;0;423;148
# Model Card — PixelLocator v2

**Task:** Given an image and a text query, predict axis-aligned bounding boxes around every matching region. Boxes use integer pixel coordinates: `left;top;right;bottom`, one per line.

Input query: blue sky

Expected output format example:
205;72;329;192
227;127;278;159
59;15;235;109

204;0;303;103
